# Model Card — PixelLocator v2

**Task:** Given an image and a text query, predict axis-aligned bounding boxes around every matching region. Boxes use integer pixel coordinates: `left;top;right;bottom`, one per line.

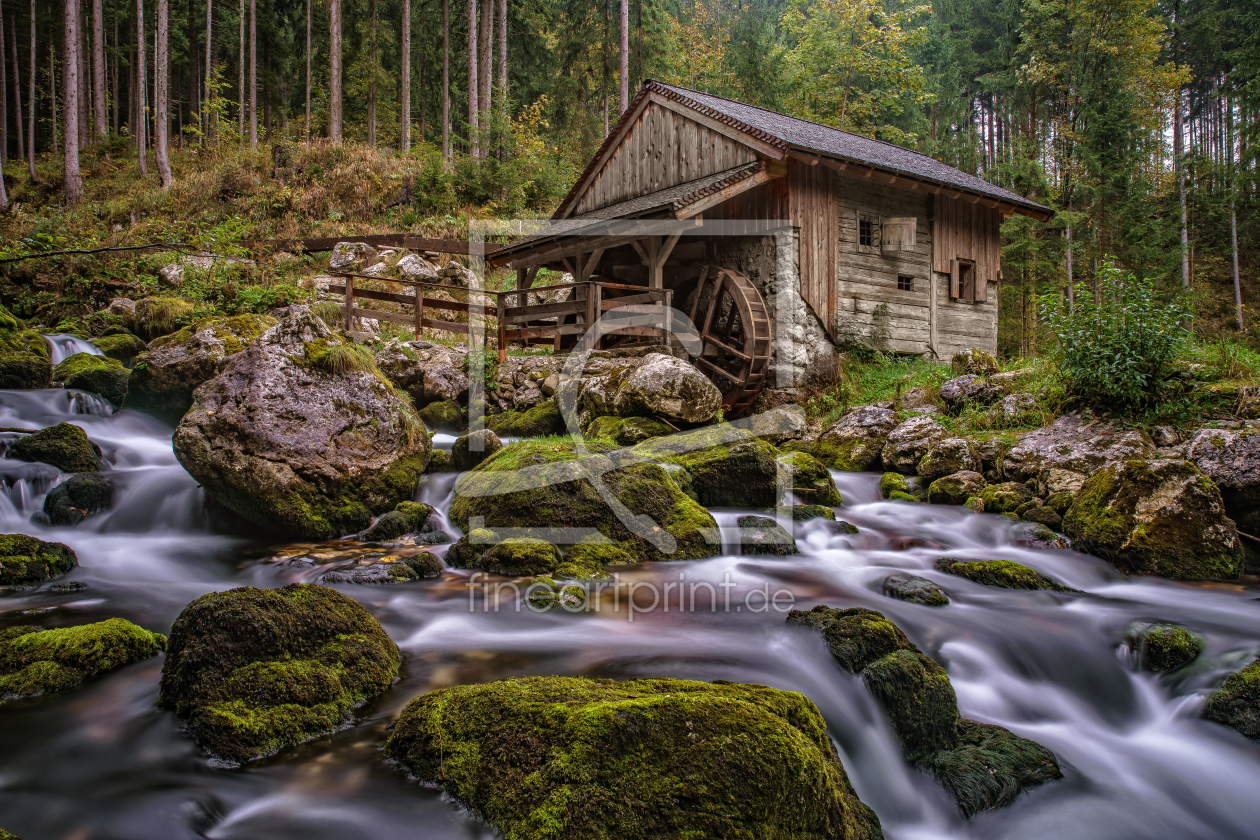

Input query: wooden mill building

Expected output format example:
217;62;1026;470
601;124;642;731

491;81;1050;407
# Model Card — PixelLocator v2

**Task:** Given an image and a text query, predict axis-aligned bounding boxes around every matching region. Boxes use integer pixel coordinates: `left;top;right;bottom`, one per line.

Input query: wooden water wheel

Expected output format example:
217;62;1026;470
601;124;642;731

686;266;772;418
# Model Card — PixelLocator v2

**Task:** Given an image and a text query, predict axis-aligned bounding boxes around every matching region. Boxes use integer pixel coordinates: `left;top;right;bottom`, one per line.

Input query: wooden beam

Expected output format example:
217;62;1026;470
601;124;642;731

673;165;782;220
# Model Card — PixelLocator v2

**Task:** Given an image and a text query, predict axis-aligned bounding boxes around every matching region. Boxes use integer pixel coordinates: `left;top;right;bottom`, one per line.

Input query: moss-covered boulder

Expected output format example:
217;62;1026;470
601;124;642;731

449;440;718;564
883;573;949;606
584;414;672;445
1021;505;1062;531
1;619;165;702
1062;459;1243;580
418;398;466;432
0;534;78;585
809;405;899;471
927;471;985;506
93;331;148;366
977;481;1037;514
525;577;588;610
1002;413;1156;485
374;338;470;407
173;308;430;539
939;375;1004;414
1183;428;1260;535
423;448;454;473
738;515;798;556
633;426;782;508
951;348;999;376
127;296;195;341
487;400;566;438
767;504;836;521
1205;656;1260;740
10;423;103;472
918;438;980;484
1123;622;1202;672
778;451;843;507
470;537;606;578
157;583;401;764
52;352;130;404
124;314;276;421
879;472;918;501
575;353;722;425
788;605;1061;817
451;429;503;471
934;558;1078;592
358;501;438;541
382;675;884;840
882;416;948;474
42;472;118;526
0;328;52;389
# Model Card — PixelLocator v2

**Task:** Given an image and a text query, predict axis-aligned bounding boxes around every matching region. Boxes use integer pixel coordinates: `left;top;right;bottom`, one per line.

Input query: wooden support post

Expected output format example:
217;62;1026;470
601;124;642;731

496;291;506;364
344;276;354;330
415;286;424;338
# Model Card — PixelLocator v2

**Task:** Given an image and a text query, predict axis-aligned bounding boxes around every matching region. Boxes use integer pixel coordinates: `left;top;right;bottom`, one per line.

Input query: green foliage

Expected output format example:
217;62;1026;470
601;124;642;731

1;619;166;702
0;534;79;585
1040;263;1193;409
305;339;379;376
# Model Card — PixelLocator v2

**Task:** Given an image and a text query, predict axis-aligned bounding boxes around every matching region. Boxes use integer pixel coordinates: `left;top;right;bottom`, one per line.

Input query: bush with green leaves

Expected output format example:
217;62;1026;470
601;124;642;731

1040;263;1192;409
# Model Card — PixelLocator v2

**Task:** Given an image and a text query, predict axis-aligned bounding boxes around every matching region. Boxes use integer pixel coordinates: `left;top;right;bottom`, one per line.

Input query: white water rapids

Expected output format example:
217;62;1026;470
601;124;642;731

1;362;1259;839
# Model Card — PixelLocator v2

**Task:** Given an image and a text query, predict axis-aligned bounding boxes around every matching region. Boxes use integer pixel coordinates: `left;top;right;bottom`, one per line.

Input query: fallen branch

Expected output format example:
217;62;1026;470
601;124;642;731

0;242;209;264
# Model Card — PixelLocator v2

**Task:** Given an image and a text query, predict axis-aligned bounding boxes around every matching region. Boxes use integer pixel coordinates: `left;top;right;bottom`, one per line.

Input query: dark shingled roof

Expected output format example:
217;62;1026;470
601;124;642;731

648;81;1049;216
571;162;765;221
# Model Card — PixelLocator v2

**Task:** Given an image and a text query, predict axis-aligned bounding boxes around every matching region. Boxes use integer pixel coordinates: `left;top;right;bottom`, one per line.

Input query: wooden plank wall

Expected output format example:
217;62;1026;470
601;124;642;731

572;102;758;216
833;172;934;354
788;160;839;338
931;195;1002;286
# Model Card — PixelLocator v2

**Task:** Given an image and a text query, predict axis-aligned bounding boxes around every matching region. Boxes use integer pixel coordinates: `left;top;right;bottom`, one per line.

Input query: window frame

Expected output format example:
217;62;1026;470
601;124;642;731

856;212;880;254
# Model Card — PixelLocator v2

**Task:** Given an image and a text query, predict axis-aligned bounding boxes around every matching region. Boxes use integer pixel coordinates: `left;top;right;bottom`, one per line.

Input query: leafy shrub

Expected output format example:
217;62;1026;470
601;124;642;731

1040;263;1192;409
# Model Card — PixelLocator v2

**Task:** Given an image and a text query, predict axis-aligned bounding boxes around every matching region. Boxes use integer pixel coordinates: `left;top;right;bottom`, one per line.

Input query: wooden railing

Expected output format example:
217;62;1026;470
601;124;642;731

329;272;673;361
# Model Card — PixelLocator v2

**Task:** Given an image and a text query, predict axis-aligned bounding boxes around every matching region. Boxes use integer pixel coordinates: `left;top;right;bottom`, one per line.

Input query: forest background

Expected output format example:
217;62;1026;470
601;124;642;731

0;0;1255;360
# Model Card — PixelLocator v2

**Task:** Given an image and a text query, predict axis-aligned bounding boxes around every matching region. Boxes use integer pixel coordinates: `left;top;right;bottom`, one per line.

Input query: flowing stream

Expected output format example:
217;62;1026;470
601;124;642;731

2;369;1260;840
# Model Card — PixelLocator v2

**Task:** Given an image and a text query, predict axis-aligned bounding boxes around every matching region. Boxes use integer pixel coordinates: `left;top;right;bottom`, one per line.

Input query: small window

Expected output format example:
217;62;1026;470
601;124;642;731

897;275;914;292
856;212;880;253
859;218;873;248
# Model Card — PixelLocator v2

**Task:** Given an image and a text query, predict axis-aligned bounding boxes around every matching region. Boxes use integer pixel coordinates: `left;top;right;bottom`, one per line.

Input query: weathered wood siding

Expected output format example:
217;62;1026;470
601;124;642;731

830;171;998;357
932;195;1002;286
571;101;759;217
788;160;839;339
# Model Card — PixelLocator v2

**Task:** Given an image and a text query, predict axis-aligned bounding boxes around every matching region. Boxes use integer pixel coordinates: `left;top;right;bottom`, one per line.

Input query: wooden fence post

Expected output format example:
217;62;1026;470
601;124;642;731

344;276;354;331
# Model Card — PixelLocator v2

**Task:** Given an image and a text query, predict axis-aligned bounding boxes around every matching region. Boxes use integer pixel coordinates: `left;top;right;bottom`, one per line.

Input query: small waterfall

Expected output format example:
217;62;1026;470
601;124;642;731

44;333;105;365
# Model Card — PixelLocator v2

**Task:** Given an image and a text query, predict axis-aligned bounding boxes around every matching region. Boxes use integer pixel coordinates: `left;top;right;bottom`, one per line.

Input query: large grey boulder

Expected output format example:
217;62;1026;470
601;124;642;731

329;242;378;272
173;307;431;539
940;375;1003;413
577;353;720;425
374;338;469;406
810;405;898;471
125;314;276;421
1002;413;1156;486
1183;429;1260;535
918;438;980;484
883;415;948;474
1062;458;1243;580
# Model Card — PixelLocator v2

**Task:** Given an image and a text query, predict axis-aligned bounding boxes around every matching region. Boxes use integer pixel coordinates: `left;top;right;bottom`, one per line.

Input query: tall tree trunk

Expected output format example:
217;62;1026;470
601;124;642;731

11;15;25;161
156;0;170;185
496;0;504;114
366;0;375;147
237;0;242;139
206;0;213;142
466;0;476;158
79;5;87;147
63;0;84;200
111;0;118;135
400;0;409;152
184;0;194;137
441;0;448;162
619;0;627;114
247;0;254;147
28;0;35;177
303;0;309;140
477;0;489;140
328;0;340;142
1;11;8;167
1232;199;1243;331
1065;223;1074;309
93;0;104;136
134;0;145;172
50;36;57;151
1177;88;1189;289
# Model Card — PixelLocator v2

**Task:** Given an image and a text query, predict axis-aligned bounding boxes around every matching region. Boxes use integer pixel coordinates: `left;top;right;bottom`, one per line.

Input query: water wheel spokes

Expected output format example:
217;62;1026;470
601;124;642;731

689;266;772;418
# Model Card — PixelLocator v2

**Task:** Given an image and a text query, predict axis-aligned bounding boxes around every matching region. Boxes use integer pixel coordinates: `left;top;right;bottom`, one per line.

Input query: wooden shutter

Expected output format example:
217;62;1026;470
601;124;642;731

974;268;988;302
949;258;960;300
882;217;916;252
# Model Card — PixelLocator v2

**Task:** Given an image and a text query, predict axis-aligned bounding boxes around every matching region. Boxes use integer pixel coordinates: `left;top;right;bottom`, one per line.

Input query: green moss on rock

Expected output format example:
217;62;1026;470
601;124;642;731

481;538;565;576
779;451;843;506
0;329;52;389
977;482;1037;514
583;414;671;445
424;448;455;473
0;534;78;585
9;423;103;472
638;429;782;508
789;605;1062;817
487;400;566;438
738;515;798;556
883;573;949;606
128;296;195;340
157;583;401;764
1;619;165;702
927;471;985;506
42;473;118;526
359;501;436;541
382;675;885;840
880;472;913;500
1123;622;1202;672
418;399;465;432
934;558;1079;592
767;504;836;521
1205;656;1260;740
451;429;504;471
53;353;130;404
450;440;719;563
93;332;148;366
